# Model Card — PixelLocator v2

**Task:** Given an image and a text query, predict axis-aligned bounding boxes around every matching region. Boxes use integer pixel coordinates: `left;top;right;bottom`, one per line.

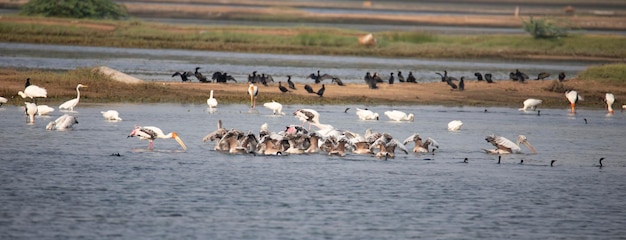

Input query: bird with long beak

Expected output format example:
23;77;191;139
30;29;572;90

248;83;258;108
565;90;583;113
605;93;615;114
128;126;187;151
483;134;537;154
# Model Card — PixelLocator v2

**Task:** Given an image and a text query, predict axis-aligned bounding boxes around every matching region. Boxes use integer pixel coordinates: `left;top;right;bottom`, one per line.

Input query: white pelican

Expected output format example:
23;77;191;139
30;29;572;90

447;120;463;131
0;96;7;106
36;105;55;116
18;84;47;102
101;110;122;121
483;134;537;154
59;84;87;111
263;100;285;115
207;90;218;109
128;126;187;151
605;93;615;114
384;110;414;122
294;108;320;129
519;98;542;111
355;108;379;120
565;90;583;113
24;102;37;124
248;83;258;108
46;114;78;130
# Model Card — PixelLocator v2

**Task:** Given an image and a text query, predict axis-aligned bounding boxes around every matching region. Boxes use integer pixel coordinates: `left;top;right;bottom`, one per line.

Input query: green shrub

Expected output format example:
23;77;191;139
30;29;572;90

522;16;568;39
20;0;128;20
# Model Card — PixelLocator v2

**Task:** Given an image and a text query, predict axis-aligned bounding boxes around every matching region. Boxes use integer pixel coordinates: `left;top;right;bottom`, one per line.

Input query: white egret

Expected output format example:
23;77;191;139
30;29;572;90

59;84;87;111
207;90;218;109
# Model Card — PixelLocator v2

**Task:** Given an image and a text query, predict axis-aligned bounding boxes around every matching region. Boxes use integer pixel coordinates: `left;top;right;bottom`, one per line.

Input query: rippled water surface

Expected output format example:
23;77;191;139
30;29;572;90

1;103;626;239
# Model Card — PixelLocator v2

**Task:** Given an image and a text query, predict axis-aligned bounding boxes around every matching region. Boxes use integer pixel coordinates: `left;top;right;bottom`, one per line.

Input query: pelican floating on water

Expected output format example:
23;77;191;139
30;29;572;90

59;84;87;111
355;108;379;120
565;90;583;113
447;120;463;131
207;90;218;109
483;134;537;154
46;114;78;130
384;110;414;122
519;98;542;111
403;133;439;153
101;110;122;121
294;108;321;129
605;93;615;114
128;126;187;151
263;100;285;115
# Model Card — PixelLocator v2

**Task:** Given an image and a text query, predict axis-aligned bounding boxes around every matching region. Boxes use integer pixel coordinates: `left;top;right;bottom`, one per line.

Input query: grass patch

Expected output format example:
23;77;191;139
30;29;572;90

576;63;626;84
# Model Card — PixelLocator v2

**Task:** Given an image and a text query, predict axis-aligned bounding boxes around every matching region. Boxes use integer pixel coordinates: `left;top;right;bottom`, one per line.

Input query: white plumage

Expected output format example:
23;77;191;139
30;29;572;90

248;84;258;108
519;98;542;111
384;110;414;122
483;134;537;154
36;105;55;116
565;90;583;113
355;108;379;120
101;110;122;121
0;96;7;106
18;85;47;100
207;90;218;109
59;84;87;111
24;102;37;124
128;126;187;151
263;100;285;115
605;93;615;113
447;120;463;131
46;114;78;130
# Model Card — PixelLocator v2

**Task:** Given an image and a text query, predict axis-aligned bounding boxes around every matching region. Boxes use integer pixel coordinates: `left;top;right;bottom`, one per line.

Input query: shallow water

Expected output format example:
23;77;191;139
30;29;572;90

0;42;592;84
1;103;625;239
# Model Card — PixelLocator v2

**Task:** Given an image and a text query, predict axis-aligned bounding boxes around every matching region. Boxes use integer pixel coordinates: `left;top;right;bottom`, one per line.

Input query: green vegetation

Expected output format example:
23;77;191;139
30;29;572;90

522;16;569;39
576;63;626;83
0;16;624;60
20;0;128;19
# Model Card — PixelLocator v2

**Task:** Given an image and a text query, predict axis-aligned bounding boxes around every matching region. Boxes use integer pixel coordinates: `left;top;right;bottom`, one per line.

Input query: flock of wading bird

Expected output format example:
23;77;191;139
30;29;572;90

4;68;620;167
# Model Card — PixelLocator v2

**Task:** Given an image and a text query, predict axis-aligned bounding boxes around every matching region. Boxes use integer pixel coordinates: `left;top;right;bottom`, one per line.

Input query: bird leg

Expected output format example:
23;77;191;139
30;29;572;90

148;141;154;150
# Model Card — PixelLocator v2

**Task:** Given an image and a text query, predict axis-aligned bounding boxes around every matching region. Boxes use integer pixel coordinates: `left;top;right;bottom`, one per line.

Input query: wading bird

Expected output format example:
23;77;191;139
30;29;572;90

101;110;122;121
355;108;379;120
18;84;47;103
207;90;218;109
519;98;542;111
24;102;37;124
384;110;414;122
565;90;583;113
46;114;78;130
263;100;285;115
483;134;537;154
37;105;55;116
605;93;615;114
248;83;258;108
59;84;87;111
128;126;187;151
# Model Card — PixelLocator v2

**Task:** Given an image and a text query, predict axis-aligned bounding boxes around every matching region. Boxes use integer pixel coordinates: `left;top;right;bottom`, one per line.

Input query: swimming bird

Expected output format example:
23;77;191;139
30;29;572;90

403;133;439;153
24;102;37;124
595;157;605;168
463;158;469;163
248;83;259;108
172;71;191;82
128;126;187;151
344;108;350;113
558;72;566;81
287;76;296;90
263;100;285;115
565;90;583;113
447;120;463;131
605;93;615;113
278;82;289;93
355;108;379;120
519;98;543;111
316;84;325;97
207;90;218;109
0;96;7;106
101;110;122;121
304;84;315;94
36;105;55;116
202;120;229;151
483;134;537;154
536;72;550;80
18;84;47;102
59;84;87;111
294;108;321;129
46;114;78;130
550;160;556;167
384;110;414;122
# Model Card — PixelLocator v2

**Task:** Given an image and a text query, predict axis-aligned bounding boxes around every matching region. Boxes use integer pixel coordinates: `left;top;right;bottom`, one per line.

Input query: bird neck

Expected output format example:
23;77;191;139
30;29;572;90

76;86;81;99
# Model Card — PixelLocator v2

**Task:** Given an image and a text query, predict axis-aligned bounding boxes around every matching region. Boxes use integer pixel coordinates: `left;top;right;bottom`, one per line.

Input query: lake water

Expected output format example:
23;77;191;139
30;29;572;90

1;103;625;239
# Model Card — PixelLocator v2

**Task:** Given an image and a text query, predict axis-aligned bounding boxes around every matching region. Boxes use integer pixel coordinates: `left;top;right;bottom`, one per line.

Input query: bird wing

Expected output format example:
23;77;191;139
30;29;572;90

486;135;519;153
402;133;419;145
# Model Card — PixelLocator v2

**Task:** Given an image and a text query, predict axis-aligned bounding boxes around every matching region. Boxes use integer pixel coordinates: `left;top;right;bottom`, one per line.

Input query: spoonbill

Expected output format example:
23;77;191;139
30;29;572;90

263;100;285;115
101;110;122;121
46;114;78;130
59;84;87;111
128;126;187;151
355;108;379;120
519;98;542;111
18;84;47;102
24;102;37;124
605;93;615;114
483;134;537;154
384;110;414;122
37;105;55;116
